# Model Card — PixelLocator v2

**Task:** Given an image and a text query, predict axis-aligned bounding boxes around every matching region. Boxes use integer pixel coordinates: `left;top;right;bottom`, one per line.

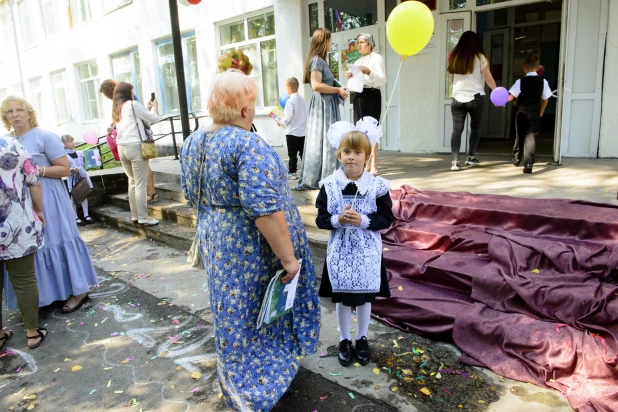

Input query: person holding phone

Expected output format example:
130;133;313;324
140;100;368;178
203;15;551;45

100;79;159;202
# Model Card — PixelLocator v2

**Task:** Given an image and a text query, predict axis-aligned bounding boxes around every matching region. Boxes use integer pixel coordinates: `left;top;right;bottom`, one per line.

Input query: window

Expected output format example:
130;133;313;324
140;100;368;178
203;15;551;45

77;61;103;120
308;3;319;37
70;0;91;26
30;77;46;124
41;0;62;38
219;11;278;108
324;0;377;33
0;6;16;59
103;0;131;13
51;70;71;123
449;0;467;9
156;34;202;114
19;0;36;48
112;49;142;102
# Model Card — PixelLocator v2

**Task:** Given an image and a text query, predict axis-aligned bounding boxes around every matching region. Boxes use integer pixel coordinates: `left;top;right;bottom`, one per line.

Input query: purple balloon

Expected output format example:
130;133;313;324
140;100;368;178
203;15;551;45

490;87;509;106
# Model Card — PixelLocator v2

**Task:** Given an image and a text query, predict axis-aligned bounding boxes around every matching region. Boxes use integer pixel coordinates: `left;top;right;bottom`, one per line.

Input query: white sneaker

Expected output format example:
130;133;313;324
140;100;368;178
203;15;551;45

138;218;159;226
287;172;298;180
451;161;460;171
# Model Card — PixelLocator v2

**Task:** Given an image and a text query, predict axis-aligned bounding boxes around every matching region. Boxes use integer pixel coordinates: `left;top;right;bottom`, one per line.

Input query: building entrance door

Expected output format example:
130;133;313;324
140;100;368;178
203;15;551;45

480;28;509;140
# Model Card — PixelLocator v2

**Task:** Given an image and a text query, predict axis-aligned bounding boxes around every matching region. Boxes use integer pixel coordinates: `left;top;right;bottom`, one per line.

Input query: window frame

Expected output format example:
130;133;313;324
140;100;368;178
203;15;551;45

0;4;16;60
111;48;142;103
29;76;46;124
217;9;278;110
70;0;92;27
40;0;63;38
155;32;201;115
76;61;103;121
19;0;36;49
103;0;132;15
51;69;71;124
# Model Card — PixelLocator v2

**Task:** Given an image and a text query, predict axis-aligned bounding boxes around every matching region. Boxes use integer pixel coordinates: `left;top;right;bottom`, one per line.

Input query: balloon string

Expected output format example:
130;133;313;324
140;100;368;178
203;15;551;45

379;57;405;127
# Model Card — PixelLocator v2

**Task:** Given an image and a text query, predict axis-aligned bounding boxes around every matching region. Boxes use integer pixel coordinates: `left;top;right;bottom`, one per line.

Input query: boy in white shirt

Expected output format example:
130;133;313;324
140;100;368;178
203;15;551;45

507;54;552;174
277;77;308;180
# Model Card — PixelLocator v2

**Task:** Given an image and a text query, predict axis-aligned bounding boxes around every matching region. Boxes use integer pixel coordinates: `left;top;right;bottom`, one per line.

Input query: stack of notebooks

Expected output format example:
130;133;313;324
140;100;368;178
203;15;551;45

257;259;302;328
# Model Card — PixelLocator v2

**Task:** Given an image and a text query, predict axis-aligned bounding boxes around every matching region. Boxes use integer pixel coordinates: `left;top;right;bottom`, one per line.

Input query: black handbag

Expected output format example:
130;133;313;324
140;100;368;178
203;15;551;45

71;171;91;205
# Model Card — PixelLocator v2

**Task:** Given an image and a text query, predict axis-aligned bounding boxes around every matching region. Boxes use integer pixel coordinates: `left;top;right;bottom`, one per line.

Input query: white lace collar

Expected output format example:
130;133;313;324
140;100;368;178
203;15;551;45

333;167;374;195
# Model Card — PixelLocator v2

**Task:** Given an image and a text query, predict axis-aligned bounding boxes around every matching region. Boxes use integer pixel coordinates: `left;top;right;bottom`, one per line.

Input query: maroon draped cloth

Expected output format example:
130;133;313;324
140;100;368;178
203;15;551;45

373;186;618;411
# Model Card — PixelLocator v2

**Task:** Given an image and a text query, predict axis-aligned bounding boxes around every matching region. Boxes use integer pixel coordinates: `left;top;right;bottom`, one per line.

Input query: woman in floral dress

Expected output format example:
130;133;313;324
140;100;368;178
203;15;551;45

180;70;320;411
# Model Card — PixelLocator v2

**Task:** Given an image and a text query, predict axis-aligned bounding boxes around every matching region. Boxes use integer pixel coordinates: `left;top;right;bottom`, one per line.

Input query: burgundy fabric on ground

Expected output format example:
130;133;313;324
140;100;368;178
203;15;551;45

373;186;618;411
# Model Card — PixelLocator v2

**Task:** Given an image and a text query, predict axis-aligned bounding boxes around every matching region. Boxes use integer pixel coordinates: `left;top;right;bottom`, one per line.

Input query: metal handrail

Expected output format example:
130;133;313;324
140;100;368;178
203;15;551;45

76;112;208;168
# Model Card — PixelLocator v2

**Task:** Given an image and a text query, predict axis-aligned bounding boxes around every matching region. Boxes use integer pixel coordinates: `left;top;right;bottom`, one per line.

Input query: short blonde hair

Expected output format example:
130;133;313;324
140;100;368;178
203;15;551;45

285;77;299;92
336;131;372;162
0;96;39;131
61;134;74;144
207;70;258;123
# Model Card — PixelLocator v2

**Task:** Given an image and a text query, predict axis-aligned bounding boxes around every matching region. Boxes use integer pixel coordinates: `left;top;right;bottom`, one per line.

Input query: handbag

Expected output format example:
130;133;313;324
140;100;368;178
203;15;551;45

131;102;158;160
71;171;91;205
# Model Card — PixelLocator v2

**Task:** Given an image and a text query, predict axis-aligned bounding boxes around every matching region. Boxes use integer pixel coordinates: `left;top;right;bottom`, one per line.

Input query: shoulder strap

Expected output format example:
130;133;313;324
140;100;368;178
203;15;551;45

130;102;145;142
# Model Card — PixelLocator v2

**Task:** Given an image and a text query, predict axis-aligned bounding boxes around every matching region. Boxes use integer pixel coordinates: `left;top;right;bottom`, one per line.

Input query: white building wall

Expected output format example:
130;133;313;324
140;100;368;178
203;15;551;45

599;0;618;158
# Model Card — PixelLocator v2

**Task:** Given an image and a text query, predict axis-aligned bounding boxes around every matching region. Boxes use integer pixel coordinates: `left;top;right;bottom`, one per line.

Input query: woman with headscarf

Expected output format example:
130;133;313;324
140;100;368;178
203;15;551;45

346;33;386;175
1;96;98;314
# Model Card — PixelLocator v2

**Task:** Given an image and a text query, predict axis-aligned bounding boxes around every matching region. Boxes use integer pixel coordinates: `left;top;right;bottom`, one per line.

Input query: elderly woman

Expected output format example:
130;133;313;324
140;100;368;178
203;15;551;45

346;33;386;175
1;96;98;314
0;130;47;349
180;70;320;411
297;28;348;190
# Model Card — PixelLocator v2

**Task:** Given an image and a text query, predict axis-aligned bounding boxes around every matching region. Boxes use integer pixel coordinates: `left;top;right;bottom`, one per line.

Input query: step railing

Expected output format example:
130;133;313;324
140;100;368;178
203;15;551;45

76;112;208;169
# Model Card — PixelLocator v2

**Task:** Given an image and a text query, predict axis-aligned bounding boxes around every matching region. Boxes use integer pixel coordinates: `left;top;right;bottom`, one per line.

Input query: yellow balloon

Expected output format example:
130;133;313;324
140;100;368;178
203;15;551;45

386;1;435;58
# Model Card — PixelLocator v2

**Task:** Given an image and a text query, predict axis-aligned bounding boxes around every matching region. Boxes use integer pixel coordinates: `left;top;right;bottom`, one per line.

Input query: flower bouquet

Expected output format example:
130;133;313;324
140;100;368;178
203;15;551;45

217;49;253;76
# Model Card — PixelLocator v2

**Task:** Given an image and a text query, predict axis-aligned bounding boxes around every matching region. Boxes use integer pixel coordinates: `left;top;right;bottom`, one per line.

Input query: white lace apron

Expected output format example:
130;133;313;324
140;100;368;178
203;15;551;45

320;168;391;293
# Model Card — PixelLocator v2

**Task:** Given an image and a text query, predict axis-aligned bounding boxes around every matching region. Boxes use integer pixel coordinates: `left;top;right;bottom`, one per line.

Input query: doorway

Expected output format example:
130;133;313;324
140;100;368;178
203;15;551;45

476;1;563;156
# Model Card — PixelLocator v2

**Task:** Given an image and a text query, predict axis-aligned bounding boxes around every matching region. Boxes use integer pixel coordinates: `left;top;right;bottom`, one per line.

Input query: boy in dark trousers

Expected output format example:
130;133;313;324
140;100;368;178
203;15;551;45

508;54;552;174
277;77;308;180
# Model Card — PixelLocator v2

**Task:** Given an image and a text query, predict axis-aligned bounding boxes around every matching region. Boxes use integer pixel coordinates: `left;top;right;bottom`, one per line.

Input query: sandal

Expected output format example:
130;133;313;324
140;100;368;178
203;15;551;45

147;192;159;203
61;294;90;314
84;216;95;224
0;330;13;351
27;328;47;349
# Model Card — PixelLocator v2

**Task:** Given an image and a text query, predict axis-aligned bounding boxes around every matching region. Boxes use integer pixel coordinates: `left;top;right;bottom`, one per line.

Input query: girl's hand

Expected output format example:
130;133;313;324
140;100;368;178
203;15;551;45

346;72;353;79
281;258;300;284
338;205;361;226
338;87;348;99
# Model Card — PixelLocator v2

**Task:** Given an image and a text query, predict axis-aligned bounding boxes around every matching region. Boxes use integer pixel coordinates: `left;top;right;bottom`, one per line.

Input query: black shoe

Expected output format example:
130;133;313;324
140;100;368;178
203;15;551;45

84;216;95;224
523;164;533;174
514;161;520;167
355;336;371;366
338;339;354;367
76;218;86;226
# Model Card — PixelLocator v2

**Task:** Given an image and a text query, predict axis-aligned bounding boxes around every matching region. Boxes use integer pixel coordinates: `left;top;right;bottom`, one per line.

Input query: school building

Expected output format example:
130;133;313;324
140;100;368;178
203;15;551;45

0;0;616;161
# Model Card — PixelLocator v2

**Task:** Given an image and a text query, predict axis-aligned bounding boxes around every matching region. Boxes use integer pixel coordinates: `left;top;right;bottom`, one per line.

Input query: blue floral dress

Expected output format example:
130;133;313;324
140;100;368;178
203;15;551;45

180;126;320;412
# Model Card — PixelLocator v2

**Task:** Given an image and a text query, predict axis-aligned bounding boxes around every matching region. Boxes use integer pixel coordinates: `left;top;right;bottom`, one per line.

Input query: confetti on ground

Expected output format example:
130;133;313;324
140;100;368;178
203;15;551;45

72;365;82;372
532;269;540;274
348;392;355;399
107;380;112;388
373;368;380;375
328;371;341;376
391;387;398;392
54;368;60;372
398;286;403;291
555;324;568;334
320;396;328;400
191;371;201;379
191;387;201;393
114;390;124;394
319;352;325;357
89;389;96;395
104;367;113;371
420;387;431;396
27;405;35;411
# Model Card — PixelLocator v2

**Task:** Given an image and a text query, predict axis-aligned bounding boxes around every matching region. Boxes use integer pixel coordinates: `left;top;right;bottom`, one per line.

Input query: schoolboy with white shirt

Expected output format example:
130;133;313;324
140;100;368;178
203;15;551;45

278;77;308;179
507;54;552;174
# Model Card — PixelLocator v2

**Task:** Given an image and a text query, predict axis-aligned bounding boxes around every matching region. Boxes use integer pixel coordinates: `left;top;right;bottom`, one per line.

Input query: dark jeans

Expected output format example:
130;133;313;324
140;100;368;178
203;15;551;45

286;135;305;173
514;112;538;166
450;96;484;161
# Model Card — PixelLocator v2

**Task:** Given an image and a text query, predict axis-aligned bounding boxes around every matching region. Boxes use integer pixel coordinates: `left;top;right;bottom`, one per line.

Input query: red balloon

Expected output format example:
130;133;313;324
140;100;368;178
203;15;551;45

187;0;201;4
537;65;545;77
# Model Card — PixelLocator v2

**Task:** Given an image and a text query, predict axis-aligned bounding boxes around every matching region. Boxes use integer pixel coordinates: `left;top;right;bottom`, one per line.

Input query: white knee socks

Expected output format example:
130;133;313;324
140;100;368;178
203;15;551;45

356;303;371;340
336;303;352;342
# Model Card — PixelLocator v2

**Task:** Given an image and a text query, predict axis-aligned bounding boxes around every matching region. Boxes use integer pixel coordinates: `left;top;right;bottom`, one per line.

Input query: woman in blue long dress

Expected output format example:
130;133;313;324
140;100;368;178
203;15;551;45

1;96;98;313
180;71;320;411
296;28;348;190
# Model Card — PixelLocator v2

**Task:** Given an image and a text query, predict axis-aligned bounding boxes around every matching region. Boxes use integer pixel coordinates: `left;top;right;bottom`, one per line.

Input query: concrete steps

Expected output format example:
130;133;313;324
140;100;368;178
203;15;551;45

91;177;328;260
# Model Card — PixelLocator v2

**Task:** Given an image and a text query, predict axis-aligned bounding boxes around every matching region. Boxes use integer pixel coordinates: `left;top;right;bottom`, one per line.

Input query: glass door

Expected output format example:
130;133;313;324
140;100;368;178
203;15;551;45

438;12;471;152
481;28;510;139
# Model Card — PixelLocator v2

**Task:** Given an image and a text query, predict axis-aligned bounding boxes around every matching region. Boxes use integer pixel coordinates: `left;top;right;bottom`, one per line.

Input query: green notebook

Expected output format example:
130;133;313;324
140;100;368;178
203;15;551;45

257;259;302;328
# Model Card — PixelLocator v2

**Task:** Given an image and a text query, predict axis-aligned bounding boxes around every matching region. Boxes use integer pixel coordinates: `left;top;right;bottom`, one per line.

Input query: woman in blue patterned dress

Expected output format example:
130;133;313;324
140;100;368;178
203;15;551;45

180;71;320;411
296;28;348;190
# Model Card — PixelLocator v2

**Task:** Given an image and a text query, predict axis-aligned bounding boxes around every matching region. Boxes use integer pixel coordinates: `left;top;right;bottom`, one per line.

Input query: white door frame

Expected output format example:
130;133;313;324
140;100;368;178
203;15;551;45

437;11;472;153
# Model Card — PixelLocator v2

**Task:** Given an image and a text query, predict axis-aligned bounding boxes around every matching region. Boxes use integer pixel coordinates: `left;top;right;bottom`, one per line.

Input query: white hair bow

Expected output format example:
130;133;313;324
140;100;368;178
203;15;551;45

327;116;383;149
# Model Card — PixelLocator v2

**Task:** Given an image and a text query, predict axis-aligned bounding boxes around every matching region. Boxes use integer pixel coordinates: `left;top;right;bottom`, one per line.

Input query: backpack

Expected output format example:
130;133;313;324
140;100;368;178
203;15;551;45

106;125;120;161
